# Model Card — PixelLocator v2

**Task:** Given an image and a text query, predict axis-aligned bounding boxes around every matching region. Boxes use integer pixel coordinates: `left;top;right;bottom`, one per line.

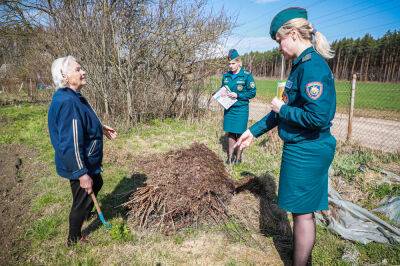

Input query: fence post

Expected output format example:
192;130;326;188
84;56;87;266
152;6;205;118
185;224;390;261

347;74;357;142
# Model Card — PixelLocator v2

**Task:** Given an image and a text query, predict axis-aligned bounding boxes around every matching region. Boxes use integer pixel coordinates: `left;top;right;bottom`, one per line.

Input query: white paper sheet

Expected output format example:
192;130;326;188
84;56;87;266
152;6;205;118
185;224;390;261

212;85;237;109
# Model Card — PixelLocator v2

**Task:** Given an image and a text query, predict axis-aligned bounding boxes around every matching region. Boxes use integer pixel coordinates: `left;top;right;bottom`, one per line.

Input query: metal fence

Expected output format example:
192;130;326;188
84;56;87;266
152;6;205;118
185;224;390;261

2;74;400;153
207;72;400;153
331;74;400;153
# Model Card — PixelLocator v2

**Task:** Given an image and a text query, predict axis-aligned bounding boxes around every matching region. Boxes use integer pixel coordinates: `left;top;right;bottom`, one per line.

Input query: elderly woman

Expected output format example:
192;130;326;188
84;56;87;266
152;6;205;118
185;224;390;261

48;56;117;245
236;7;336;265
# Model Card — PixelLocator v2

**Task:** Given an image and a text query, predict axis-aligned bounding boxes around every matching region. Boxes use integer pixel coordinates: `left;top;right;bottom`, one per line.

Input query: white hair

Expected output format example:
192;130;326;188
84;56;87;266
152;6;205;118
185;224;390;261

51;56;76;88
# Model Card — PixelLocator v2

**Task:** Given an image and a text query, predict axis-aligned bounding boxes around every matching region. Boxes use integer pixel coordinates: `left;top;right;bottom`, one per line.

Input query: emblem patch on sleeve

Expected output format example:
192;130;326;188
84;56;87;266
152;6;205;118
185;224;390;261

250;82;255;88
237;85;243;91
305;82;323;100
285;80;293;89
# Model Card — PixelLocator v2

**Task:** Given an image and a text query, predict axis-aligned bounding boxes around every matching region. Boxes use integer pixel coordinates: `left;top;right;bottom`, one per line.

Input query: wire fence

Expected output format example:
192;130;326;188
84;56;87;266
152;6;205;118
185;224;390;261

207;72;400;153
2;73;399;153
331;74;400;153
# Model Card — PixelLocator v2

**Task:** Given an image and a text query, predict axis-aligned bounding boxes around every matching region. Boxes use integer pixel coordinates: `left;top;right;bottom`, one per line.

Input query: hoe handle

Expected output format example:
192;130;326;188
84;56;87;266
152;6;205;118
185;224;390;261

90;192;102;215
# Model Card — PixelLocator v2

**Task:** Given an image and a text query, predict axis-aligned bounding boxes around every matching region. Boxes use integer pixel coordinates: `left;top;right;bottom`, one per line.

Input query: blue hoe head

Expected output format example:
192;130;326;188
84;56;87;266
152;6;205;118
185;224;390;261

98;212;112;229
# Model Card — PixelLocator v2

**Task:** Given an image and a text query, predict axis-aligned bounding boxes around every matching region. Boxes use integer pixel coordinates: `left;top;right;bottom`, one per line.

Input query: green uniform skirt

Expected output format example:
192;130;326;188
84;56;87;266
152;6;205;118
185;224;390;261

223;105;249;134
278;135;336;213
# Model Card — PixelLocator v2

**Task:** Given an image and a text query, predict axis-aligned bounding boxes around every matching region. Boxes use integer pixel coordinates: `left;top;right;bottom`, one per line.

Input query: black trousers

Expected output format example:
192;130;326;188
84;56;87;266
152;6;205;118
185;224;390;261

68;173;103;243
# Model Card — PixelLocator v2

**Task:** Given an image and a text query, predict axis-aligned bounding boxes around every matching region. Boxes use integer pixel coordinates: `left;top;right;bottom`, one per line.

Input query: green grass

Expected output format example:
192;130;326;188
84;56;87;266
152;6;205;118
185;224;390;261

27;215;64;241
1;102;400;264
370;183;400;201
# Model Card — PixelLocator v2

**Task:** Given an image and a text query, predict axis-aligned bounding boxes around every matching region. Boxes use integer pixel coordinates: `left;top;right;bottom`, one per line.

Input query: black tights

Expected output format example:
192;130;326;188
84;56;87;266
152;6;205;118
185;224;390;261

292;212;315;266
227;132;243;162
68;174;103;244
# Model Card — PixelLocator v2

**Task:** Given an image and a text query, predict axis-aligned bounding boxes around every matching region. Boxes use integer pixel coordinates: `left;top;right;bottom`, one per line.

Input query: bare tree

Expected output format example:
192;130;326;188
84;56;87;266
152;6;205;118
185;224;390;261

1;0;232;124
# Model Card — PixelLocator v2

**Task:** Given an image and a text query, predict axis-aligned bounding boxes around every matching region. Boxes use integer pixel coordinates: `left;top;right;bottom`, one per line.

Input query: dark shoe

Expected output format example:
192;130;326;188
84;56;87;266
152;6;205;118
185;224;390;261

226;156;236;165
66;235;90;247
235;158;242;164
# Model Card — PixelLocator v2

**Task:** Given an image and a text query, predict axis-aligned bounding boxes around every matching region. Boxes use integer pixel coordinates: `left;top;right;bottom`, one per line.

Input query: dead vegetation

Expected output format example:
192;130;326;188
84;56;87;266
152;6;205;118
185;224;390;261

123;143;237;234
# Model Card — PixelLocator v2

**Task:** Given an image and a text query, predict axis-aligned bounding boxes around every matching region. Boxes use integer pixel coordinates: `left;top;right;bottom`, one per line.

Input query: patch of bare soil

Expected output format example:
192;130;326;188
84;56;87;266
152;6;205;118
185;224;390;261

230;173;293;265
123;143;236;234
0;144;40;264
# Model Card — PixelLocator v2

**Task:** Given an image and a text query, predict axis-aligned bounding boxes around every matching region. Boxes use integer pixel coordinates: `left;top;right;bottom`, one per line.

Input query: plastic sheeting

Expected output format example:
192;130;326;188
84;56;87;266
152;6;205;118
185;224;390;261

316;180;400;245
374;197;400;226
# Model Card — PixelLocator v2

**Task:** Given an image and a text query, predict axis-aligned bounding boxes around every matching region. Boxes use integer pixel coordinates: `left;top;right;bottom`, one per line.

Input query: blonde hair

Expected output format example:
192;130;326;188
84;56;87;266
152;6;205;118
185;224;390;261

277;18;334;59
51;56;77;88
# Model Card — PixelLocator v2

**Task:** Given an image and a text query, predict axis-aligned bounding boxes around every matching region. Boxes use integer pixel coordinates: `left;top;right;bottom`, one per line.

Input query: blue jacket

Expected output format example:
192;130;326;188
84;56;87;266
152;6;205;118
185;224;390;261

48;87;103;180
250;47;336;143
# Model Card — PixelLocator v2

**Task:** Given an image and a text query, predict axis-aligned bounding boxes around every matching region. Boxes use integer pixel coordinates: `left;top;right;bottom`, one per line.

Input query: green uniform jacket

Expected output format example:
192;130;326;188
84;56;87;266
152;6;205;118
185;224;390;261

249;47;337;213
222;68;257;134
249;47;336;142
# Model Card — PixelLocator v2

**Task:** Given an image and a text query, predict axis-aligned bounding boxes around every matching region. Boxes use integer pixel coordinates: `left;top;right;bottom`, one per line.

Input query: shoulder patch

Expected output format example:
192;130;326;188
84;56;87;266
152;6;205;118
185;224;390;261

305;82;323;100
285;80;293;89
302;53;312;62
250;82;255;88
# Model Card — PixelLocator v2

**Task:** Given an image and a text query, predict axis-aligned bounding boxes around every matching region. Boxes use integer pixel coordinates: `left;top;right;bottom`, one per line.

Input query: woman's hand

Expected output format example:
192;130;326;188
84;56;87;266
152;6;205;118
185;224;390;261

103;125;117;140
227;92;237;99
79;174;93;194
271;97;285;113
234;129;254;151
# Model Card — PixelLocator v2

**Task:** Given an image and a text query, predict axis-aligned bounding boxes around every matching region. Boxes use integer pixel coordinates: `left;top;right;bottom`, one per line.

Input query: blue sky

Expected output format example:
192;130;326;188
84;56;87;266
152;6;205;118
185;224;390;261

207;0;400;55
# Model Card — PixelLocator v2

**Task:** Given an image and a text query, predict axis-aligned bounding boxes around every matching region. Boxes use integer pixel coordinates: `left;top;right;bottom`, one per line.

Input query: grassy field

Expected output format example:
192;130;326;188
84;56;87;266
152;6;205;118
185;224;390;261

207;76;400;114
1;103;400;265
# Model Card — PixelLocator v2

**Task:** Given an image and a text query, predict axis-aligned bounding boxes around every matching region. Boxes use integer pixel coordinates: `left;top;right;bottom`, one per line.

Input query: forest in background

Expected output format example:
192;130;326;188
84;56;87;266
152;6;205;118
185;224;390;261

242;31;400;82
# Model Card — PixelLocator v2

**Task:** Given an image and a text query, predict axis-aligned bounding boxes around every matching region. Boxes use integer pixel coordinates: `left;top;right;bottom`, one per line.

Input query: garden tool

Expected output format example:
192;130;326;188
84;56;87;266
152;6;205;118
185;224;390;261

90;192;112;229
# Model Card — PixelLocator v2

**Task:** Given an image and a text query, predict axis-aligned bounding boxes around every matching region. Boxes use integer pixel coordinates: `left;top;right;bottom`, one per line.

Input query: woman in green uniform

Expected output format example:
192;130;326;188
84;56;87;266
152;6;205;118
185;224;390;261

222;49;256;164
236;8;336;265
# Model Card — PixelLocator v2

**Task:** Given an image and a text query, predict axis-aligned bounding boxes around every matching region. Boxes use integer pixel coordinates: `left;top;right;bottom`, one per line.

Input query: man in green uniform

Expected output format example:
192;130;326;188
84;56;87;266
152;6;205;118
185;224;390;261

235;7;337;265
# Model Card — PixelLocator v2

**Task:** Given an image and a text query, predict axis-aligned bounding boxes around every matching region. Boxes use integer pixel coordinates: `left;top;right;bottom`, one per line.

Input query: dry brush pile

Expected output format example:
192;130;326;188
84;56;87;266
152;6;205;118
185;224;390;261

123;143;238;234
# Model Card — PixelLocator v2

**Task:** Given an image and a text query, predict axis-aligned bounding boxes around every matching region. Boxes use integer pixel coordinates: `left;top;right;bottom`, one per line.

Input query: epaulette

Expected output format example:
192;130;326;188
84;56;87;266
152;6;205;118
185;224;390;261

244;70;251;75
302;53;312;62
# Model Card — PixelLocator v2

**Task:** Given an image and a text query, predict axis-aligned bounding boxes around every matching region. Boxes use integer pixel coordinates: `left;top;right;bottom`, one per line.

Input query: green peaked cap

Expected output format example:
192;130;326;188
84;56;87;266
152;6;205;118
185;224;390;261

227;49;239;60
270;7;308;40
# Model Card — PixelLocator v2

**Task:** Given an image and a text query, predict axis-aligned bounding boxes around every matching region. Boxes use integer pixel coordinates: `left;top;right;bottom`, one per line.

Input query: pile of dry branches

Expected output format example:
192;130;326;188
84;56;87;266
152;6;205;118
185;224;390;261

123;143;236;234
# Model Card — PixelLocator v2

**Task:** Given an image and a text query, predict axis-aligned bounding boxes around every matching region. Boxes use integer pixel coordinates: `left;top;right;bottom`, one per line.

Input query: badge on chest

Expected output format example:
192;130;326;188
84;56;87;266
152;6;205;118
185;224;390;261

236;80;245;91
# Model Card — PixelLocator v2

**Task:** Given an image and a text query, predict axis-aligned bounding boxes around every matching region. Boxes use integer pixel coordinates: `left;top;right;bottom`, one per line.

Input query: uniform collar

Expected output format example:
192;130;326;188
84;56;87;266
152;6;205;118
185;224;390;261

228;67;244;78
292;46;315;66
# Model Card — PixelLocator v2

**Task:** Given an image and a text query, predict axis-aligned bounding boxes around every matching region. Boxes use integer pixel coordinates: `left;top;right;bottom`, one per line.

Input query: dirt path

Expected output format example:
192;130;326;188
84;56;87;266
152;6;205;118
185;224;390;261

207;98;400;152
248;101;400;152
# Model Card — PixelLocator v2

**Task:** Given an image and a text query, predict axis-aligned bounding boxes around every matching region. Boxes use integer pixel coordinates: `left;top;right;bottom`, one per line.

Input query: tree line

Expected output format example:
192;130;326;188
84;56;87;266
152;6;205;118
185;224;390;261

241;31;400;82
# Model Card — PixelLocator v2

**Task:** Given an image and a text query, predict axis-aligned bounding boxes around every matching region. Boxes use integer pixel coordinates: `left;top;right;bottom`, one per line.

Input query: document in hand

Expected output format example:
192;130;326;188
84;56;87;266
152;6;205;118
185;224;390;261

212;85;237;109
